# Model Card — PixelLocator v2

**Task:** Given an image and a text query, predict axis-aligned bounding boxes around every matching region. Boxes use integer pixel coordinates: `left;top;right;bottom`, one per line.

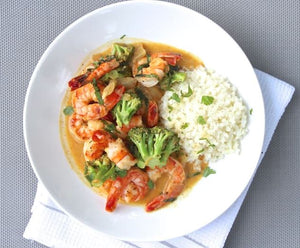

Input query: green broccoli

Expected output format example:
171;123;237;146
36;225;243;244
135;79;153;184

160;64;186;91
128;127;180;169
111;43;134;63
112;93;141;127
84;155;127;187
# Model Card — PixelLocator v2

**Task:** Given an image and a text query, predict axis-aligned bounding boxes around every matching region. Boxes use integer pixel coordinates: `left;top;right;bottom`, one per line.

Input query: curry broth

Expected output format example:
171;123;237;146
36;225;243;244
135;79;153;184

60;39;207;205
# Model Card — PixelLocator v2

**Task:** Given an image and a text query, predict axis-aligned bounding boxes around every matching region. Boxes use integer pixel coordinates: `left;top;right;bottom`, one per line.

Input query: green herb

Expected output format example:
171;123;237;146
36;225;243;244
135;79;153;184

167;117;172;121
201;95;214;105
135;73;159;79
181;123;189;129
147;180;154;189
168;105;173;112
137;55;150;73
203;167;216;177
135;88;149;107
197;116;206;125
137;63;149;72
250;108;253;115
93;61;100;68
102;120;119;139
197;148;205;154
95;55;115;68
164;197;177;202
91;79;104;104
170;93;180;103
200;138;216;148
191;171;201;177
120;34;126;39
181;84;193;97
160;71;186;91
63;106;74;116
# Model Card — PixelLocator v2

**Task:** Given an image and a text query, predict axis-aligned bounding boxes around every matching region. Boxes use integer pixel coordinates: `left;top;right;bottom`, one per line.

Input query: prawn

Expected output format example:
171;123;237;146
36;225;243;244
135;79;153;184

68;59;119;91
105;168;149;212
72;83;125;120
117;115;143;137
84;130;137;170
145;157;186;212
133;52;182;87
69;113;105;141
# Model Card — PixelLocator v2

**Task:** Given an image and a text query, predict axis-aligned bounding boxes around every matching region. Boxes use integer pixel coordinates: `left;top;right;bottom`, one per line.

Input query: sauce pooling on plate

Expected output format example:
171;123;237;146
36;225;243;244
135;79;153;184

60;38;208;212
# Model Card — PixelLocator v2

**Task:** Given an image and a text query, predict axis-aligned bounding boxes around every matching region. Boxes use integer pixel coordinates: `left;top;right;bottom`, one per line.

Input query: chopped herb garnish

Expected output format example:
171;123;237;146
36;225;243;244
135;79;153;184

181;84;193;97
197;148;205;154
93;61;100;68
147;180;154;189
63;106;74;116
120;34;126;39
137;63;149;72
91;79;104;104
203;167;216;177
191;171;202;177
135;88;149;107
137;55;150;73
164;197;177;202
250;108;253;115
181;123;189;129
95;55;115;67
135;73;159;79
102;120;119;139
167;117;172;121
201;95;214;105
200;138;216;148
197;116;206;125
168;105;173;112
170;93;180;103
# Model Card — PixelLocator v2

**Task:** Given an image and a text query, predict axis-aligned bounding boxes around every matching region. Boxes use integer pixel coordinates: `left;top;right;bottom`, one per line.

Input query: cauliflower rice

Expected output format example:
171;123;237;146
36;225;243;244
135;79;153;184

159;66;248;164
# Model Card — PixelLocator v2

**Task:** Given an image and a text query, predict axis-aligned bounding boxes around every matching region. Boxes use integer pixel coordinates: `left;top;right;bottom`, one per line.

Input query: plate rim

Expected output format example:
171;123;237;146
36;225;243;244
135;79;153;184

23;0;265;241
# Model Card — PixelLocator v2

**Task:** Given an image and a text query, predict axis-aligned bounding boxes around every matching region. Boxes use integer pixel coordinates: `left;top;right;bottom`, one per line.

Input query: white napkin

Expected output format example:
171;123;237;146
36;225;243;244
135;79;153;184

24;69;295;248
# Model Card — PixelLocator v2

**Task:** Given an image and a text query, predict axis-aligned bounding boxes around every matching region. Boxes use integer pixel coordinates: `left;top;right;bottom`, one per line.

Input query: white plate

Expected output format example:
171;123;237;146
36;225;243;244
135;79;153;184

24;1;265;241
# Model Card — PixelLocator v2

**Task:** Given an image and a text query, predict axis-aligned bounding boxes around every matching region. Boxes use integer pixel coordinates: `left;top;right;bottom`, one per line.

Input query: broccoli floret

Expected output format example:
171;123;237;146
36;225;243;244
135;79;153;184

84;155;127;187
111;43;134;63
160;69;186;91
112;93;141;127
128;127;180;169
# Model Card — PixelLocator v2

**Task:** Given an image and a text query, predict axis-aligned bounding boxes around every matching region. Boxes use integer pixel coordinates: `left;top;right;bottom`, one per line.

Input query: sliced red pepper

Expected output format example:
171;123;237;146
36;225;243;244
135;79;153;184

147;100;159;127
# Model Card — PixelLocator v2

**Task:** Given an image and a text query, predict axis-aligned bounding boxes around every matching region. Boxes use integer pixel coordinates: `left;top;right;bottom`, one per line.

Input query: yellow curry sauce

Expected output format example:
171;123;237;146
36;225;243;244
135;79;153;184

60;39;207;205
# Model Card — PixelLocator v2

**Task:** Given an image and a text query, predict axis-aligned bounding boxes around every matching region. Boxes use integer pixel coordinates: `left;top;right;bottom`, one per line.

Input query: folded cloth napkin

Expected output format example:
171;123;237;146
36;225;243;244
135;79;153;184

24;69;295;248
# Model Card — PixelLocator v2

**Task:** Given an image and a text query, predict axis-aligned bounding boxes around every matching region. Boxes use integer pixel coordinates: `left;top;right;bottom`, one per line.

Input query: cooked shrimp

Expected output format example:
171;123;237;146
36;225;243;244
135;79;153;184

117;115;143;138
105;168;149;212
145;157;186;212
105;138;137;170
69;113;105;141
90;130;137;170
85;59;119;82
72;83;125;120
133;52;182;87
151;52;182;66
68;59;119;91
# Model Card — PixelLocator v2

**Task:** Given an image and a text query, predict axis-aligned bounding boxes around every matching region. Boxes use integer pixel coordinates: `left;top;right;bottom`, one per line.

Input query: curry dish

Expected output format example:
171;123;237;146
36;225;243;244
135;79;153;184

60;38;208;212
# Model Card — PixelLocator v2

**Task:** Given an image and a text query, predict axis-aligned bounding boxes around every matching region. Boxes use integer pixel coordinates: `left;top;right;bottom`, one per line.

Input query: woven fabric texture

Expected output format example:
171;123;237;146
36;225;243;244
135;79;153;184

1;1;299;248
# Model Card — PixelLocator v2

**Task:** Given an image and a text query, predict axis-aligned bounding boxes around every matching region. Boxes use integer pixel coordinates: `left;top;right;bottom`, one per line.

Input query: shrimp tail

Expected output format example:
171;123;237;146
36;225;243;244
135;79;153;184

145;194;166;212
105;178;123;212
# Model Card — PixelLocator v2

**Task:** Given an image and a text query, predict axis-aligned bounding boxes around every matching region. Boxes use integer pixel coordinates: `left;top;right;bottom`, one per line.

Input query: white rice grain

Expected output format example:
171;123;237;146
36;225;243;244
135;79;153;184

159;66;248;164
